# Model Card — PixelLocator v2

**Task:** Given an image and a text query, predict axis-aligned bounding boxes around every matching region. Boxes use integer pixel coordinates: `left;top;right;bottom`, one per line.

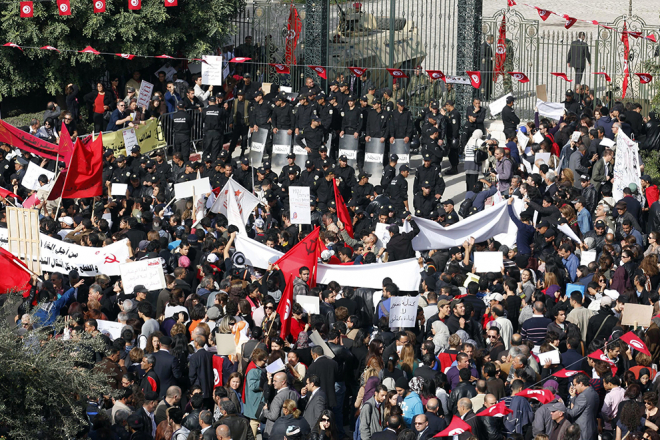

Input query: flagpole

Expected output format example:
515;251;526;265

53;142;76;219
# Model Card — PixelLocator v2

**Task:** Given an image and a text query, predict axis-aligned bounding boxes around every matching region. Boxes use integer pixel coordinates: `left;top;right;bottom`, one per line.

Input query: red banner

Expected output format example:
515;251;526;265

508;72;529;83
285;6;301;65
348;66;367;77
92;0;105;13
0;120;70;163
270;63;290;74
20;2;33;17
41;45;60;52
426;70;446;82
563;15;577;29
594;71;612;82
386;68;408;79
116;53;135;60
57;0;70;15
79;46;100;54
622;22;630;98
636;73;653;84
3;43;23;51
164;0;177;6
494;15;506;82
551;72;572;82
308;65;327;79
466;71;481;89
128;0;141;10
535;7;552;21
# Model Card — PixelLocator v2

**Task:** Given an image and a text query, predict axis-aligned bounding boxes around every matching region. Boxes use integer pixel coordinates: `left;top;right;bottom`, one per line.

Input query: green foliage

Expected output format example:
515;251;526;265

642;150;660;183
0;292;111;439
643;58;660;111
0;0;242;98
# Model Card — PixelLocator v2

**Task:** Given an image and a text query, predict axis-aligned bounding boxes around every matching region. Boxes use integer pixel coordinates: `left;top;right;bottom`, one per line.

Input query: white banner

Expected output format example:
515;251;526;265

137;80;154;109
389;295;420;328
22;161;55;191
0;228;130;277
613;130;643;204
208;177;260;226
174;177;212;199
536;99;565;120
201;55;224;85
289;186;311;224
489;93;512;116
120;258;166;294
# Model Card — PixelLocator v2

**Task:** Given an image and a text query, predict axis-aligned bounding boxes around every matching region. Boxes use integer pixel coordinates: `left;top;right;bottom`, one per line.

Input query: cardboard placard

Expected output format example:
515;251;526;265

389;295;420;328
111;183;128;197
216;334;237;356
119;258;166;294
201;55;224;85
137;80;154;109
266;358;285;374
581;250;597;266
621;304;654;327
21;161;55;191
537;349;561;365
174;177;212;199
536;84;548;102
473;252;504;273
310;330;335;358
97;319;124;340
289;186;311;225
262;83;272;94
298;295;319;314
122;128;139;150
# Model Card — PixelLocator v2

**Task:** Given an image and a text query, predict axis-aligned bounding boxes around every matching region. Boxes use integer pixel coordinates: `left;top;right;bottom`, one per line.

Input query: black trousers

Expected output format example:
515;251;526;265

203;130;223;161
173;133;191;161
574;67;585;85
448;138;460;168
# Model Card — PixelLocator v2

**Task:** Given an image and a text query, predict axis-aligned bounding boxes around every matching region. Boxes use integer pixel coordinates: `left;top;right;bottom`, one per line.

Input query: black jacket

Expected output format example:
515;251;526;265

477;405;505;440
448;382;477;415
501;106;520;132
306;356;339;408
385;219;420;261
586;307;618;345
152;349;182;399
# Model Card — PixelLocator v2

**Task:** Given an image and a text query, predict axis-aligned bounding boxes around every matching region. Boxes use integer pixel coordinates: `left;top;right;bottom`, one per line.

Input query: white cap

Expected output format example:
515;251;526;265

488;293;504;302
60;216;74;226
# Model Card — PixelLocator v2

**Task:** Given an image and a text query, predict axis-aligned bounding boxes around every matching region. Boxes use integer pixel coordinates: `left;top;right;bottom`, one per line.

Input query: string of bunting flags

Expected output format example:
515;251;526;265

17;0;178;16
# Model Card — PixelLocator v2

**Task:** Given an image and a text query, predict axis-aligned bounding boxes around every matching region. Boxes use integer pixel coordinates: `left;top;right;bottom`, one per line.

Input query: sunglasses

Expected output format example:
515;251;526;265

321;418;330;422
265;306;273;310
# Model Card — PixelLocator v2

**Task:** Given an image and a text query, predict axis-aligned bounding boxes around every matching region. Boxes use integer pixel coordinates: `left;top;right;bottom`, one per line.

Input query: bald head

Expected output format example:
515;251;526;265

216;424;231;440
457;398;472;415
426;398;440;413
485;394;497;406
273;372;288;390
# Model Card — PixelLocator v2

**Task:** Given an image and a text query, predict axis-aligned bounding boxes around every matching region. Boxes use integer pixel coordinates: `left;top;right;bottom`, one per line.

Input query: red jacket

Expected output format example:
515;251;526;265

647;185;660;207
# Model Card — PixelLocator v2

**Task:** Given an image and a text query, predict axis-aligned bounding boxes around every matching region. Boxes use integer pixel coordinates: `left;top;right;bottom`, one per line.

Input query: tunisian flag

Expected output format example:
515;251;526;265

466;71;481;89
0;248;32;294
476;401;513;417
435;417;471;437
622;21;630;99
620;331;651;355
333;178;354;238
276;274;295;339
48;134;103;200
212;355;224;388
274;226;320;287
285;6;302;64
57;0;70;15
309;65;327;79
0;186;22;202
494;15;506;82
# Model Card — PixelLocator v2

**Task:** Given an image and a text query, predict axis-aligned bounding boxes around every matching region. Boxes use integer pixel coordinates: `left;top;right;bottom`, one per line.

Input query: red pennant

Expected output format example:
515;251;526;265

79;46;100;55
3;43;23;52
562;15;577;29
620;331;651;354
48;135;103;200
426;70;446;82
588;349;616;365
92;0;105;13
494;15;507;81
622;22;630;98
0;248;31;294
308;65;327;79
0;186;22;202
164;0;177;6
276;274;295;339
386;68;408;79
155;54;173;59
19;2;33;17
635;73;653;84
507;0;516;5
594;72;612;82
466;71;482;88
269;63;290;74
348;66;367;77
535;7;552;21
285;6;302;64
508;71;529;83
625;31;642;39
552;369;584;378
333;178;354;238
57;0;71;15
128;0;141;10
551;72;572;82
645;34;657;43
274;227;320;288
40;45;60;52
229;57;250;63
116;53;135;60
516;389;555;404
476;401;513;417
435;417;472;437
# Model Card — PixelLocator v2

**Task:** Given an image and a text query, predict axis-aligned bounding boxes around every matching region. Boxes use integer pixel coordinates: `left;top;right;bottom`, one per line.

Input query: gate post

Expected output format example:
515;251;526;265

304;0;329;87
455;0;483;113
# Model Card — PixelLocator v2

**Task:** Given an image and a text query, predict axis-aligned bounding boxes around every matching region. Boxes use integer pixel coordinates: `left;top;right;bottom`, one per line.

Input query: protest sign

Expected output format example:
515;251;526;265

310;330;335;358
119;258;166;294
266;358;285;374
489;94;512;116
122;128;139;150
537;349;561;366
111;183;128;197
473;252;504;273
297;296;319;314
100;119;165;156
536;84;548;102
533;152;551;173
622;304;654;327
289;186;311;224
137;80;154;109
581;250;597;266
174;177;211;199
566;284;585;297
389;296;420;328
613;131;643;203
97;320;124;340
21;161;55;191
215;334;237;356
202;55;224;85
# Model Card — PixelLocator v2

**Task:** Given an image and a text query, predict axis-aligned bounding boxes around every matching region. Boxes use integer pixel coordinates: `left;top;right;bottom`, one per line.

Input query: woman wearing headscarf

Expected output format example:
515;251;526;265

464;129;485;192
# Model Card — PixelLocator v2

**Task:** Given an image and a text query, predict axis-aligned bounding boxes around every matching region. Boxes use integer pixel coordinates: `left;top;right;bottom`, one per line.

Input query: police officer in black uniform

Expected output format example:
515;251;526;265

313;168;336;209
271;93;294;135
233;157;254;191
335;155;356;201
340;95;362;140
294;93;316;136
351;171;374;208
202;94;227;161
279;153;301;180
387;164;410;214
414;153;446;199
314;146;334;171
153;150;171;181
210;160;225;189
365;99;389;166
501;96;520;133
110;155;132;184
296;117;325;162
381;154;398;187
443;100;461;175
299;159;322;188
441;199;460;225
388;99;414;160
316;93;333;138
413;181;437;219
172;101;192;161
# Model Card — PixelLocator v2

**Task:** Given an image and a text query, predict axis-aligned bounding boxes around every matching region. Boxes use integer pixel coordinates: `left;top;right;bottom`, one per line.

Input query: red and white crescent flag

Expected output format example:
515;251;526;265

79;46;100;55
594;72;612;82
625;31;642;39
155;54;173;59
116;53;135;60
19;2;33;17
591;20;613;30
386;68;408;78
348;66;367;77
516;389;555;404
621;331;651;354
41;45;60;52
426;70;446;82
229;57;250;63
93;0;105;13
562;15;577;29
552;369;583;378
164;0;177;6
622;21;630;98
276;274;295;339
128;0;141;10
476;401;513;417
212;355;224;388
466;71;482;88
645;34;657;43
308;65;327;79
551;72;572;82
507;0;516;6
508;71;529;83
269;63;290;74
494;15;507;82
635;73;653;84
285;6;302;64
3;43;23;51
435;417;472;437
588;349;616;365
535;8;552;21
57;0;71;15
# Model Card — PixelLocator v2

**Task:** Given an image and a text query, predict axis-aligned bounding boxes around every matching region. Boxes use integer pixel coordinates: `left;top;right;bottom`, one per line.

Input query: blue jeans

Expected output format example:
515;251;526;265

334;381;347;437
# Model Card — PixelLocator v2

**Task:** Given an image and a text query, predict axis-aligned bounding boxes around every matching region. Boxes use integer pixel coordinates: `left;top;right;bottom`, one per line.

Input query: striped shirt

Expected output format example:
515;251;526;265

520;315;552;345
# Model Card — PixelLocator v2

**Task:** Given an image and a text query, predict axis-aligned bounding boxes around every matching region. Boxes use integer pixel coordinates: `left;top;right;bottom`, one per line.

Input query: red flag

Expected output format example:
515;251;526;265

625;31;642;39
426;70;446;82
587;349;616;365
317;238;342;265
622;21;630;99
3;43;23;52
308;65;327;79
57;0;70;15
645;34;657;43
535;8;552;21
0;248;31;294
276;274;295;339
155;54;173;59
508;72;529;83
48;135;103;200
552;369;583;378
128;0;141;10
285;6;302;64
494;15;506;81
212;355;224;388
58;121;74;170
92;0;105;13
562;15;577;29
22;193;39;209
636;73;653;84
274;226;320;288
594;71;612;82
507;0;515;6
435;417;472;437
41;45;60;52
386;68;408;79
476;401;513;417
79;46;100;54
348;66;367;77
0;186;23;202
0;120;64;162
270;63;290;74
620;331;651;355
551;72;572;82
20;2;33;17
466;71;481;89
164;0;177;6
229;57;250;63
116;53;135;60
516;388;555;404
333;178;354;238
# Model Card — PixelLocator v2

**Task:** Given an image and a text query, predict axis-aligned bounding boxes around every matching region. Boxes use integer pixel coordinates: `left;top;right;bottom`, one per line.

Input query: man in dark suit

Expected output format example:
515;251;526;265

501;97;520;133
372;415;402;440
414;414;434;440
457;398;483;440
567;32;591;85
480;35;494;100
213;400;255;440
300;374;328;427
561;337;583;369
566;373;600;440
152;335;182;399
306;346;338;408
425;398;447;436
135;390;160;438
415;354;438;383
189;335;215;401
200;410;216;440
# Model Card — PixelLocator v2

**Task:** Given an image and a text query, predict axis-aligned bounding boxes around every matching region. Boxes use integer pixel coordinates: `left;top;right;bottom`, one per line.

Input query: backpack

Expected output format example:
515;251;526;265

459;193;478;218
475;147;489;163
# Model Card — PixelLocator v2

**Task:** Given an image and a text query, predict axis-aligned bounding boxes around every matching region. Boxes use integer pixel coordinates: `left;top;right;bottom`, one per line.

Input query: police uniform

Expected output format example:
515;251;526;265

442;200;460;225
389;102;414;139
335;159;356;201
387;166;409;213
279;158;301;180
351;177;374;208
414;155;445;197
365;107;390;140
293;96;316;132
413;182;436;218
445;107;461;173
299;161;322;187
271;96;294;131
202;98;227;161
296;122;325;161
111;158;132;184
381;155;398;188
172;106;192;161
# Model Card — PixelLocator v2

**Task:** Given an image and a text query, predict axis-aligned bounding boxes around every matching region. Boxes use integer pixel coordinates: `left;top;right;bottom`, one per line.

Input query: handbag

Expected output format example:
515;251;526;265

255;401;267;423
103;110;112;121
